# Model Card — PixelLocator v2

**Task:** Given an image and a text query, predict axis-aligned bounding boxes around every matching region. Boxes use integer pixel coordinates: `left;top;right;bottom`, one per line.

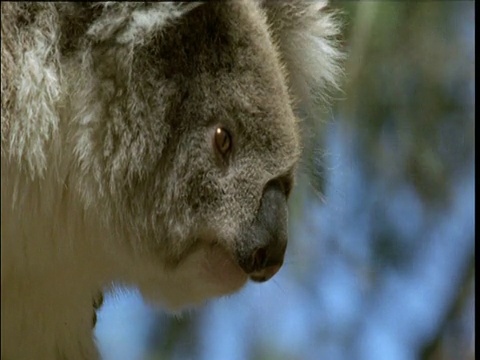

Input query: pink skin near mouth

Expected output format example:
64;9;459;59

201;245;249;290
137;244;248;310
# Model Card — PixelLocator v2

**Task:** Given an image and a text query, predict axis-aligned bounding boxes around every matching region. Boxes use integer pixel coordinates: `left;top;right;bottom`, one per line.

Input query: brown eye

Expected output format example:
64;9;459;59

214;127;232;155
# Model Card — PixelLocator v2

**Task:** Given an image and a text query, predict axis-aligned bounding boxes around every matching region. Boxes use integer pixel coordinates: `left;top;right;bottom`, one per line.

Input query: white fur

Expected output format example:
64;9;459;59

2;159;246;359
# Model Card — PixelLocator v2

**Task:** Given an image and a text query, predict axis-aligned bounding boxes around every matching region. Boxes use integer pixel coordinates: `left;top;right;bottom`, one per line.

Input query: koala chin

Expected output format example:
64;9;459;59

1;1;342;359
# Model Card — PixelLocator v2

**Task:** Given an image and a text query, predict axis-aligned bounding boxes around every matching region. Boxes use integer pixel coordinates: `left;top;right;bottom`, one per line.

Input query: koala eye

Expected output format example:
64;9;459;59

214;127;232;156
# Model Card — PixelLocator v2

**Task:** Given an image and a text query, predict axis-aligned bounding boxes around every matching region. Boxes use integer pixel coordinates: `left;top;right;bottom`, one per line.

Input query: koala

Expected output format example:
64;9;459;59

1;1;342;359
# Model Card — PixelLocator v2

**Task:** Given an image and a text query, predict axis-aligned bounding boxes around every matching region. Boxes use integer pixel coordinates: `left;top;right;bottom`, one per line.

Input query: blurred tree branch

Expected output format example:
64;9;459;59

420;249;475;360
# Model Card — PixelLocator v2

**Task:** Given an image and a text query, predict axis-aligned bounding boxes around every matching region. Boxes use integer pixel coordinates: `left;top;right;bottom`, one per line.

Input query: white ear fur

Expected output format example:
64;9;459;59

86;3;204;45
5;3;62;178
265;1;344;107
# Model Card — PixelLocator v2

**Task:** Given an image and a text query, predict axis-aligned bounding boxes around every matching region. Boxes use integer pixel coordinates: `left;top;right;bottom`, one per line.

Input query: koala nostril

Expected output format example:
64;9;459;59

252;247;268;271
245;244;286;282
250;264;282;283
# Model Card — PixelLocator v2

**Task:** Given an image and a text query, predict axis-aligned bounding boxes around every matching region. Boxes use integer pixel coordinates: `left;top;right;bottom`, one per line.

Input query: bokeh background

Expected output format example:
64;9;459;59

95;2;475;360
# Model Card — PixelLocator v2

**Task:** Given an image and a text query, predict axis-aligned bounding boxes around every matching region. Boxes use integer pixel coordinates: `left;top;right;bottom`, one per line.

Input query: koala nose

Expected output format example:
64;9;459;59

237;180;288;282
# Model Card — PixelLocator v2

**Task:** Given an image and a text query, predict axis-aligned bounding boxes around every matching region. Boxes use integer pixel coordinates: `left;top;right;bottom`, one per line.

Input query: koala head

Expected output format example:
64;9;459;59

5;1;341;310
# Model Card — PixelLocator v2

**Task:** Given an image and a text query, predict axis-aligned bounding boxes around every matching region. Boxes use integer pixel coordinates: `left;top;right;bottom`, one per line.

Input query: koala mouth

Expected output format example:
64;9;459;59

201;243;249;288
203;242;283;284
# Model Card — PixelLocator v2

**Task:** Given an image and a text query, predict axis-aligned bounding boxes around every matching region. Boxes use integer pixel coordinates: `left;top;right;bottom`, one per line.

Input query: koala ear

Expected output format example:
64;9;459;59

263;0;344;107
86;2;204;44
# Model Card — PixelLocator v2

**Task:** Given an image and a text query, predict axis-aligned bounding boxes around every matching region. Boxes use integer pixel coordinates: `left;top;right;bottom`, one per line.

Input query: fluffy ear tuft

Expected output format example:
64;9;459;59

263;0;345;108
86;2;204;44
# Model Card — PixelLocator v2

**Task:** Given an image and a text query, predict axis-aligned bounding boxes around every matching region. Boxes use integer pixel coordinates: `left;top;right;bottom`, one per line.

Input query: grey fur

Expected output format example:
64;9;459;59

1;1;342;359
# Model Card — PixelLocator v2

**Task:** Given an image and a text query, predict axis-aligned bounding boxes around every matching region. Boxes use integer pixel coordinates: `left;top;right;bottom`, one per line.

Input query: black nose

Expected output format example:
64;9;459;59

238;180;288;282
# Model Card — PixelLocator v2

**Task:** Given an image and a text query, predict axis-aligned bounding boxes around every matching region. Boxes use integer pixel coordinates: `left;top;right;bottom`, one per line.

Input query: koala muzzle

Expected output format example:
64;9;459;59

238;180;288;283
